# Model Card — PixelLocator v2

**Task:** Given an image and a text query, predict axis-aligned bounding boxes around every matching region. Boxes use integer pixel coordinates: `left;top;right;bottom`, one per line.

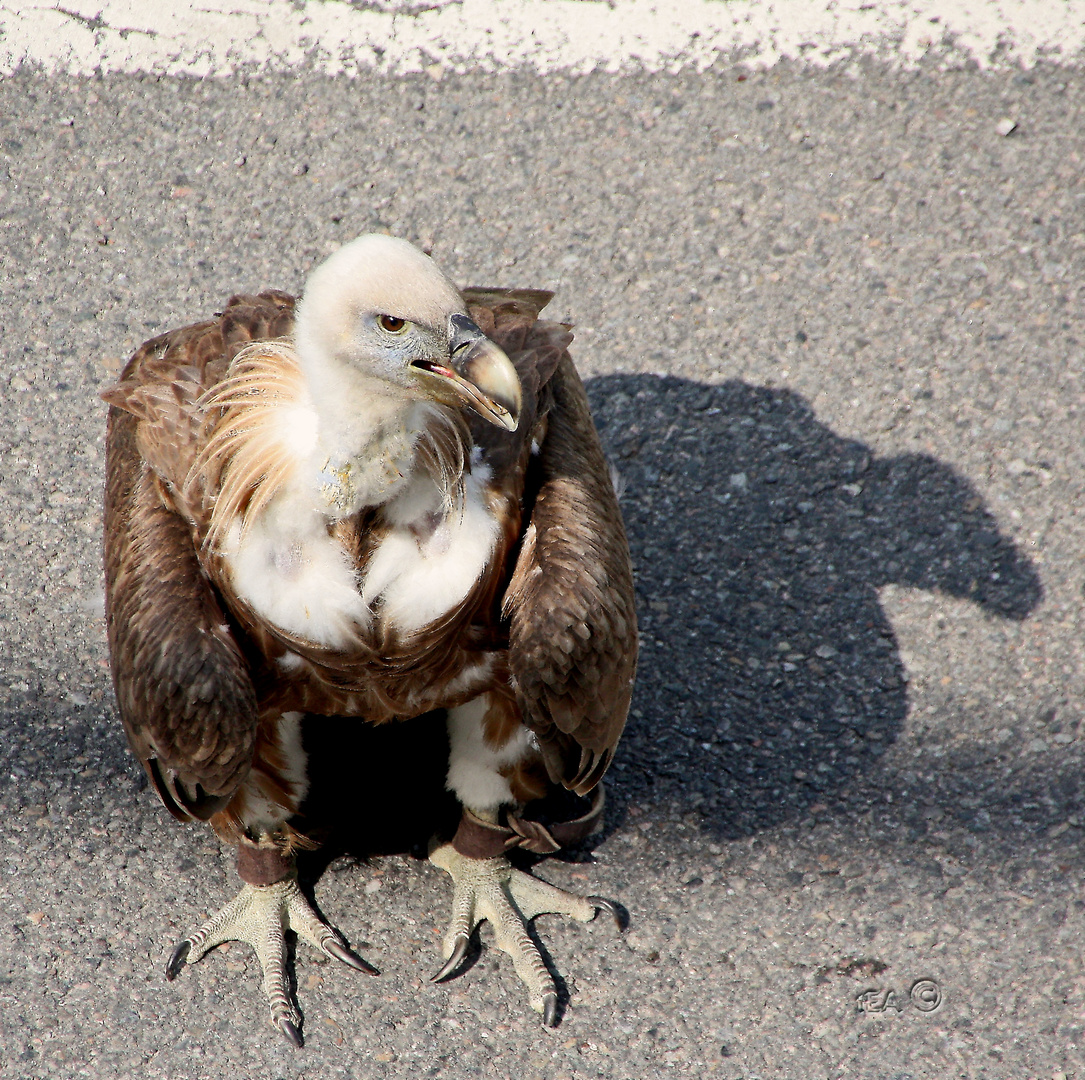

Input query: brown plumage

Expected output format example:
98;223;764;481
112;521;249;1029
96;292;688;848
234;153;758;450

104;275;635;838
102;236;637;1039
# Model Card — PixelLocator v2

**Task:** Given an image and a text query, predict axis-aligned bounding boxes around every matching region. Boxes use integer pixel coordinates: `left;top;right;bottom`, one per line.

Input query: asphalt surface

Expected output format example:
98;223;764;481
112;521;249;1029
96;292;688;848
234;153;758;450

1;55;1084;1080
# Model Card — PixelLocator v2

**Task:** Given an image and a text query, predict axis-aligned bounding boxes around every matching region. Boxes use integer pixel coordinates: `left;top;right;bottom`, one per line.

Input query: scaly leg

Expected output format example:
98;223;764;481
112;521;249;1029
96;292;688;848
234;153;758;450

166;865;376;1047
429;841;618;1025
435;695;621;1026
165;714;375;1047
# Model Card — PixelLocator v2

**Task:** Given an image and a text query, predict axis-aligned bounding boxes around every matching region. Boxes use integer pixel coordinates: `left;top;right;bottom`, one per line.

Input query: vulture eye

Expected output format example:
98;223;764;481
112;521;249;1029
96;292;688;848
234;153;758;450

378;314;407;334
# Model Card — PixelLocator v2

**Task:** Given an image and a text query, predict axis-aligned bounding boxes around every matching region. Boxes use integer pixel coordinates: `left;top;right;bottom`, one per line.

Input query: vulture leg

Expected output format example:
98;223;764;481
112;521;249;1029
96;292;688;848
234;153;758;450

430;694;617;1025
428;839;614;1025
166;842;376;1048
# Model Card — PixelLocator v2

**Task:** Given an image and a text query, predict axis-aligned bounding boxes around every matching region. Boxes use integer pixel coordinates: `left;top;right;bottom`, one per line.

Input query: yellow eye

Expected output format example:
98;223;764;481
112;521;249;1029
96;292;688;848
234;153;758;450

378;314;407;333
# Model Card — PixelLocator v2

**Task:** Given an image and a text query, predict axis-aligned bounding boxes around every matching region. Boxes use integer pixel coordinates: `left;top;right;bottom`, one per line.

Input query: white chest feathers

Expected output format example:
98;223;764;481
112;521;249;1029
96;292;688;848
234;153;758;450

362;464;501;635
222;465;501;647
223;491;370;647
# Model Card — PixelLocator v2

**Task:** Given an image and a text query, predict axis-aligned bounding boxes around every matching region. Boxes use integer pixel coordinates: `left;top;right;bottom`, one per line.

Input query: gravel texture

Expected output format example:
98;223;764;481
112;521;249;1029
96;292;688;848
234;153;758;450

1;59;1084;1078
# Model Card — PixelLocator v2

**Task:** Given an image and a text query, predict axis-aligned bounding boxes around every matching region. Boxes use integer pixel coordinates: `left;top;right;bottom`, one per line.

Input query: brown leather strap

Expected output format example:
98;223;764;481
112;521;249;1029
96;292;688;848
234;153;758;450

237;842;294;886
451;810;521;859
451;785;606;859
525;784;606;849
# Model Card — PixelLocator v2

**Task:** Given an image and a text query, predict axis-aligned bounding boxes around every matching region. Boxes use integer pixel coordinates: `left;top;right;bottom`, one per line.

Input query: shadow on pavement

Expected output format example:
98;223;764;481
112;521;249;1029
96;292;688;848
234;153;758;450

584;373;1042;840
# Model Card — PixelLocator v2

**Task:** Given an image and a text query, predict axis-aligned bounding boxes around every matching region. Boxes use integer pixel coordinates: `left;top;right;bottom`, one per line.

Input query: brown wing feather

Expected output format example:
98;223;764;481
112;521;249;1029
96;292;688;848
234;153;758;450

102;293;295;820
503;352;638;796
463;288;569;477
104;406;258;819
102;292;296;499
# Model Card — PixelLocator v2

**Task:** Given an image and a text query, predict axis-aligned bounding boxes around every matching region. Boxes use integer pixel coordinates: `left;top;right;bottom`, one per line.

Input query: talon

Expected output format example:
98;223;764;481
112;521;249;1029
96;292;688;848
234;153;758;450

322;937;379;975
431;934;470;982
429;842;613;1023
587;895;626;930
166;877;372;1042
278;1017;304;1048
165;940;190;981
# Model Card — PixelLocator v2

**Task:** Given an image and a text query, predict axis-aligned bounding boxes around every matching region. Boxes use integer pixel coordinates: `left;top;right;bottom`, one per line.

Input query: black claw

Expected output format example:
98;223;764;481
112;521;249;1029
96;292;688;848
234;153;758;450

165;940;191;981
588;896;627;931
542;992;559;1028
430;934;470;983
323;937;379;975
278;1017;304;1049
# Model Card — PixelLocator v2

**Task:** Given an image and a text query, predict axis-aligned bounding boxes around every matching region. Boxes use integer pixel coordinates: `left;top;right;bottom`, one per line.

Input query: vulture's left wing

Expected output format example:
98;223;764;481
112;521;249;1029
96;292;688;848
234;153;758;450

502;352;638;795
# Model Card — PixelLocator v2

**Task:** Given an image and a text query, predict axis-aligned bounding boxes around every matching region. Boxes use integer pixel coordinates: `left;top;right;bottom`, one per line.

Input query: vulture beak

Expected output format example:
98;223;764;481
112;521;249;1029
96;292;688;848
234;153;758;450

412;314;522;432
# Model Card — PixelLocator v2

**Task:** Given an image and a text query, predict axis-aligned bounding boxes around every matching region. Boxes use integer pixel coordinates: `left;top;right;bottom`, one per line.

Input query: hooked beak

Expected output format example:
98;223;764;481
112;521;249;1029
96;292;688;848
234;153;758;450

411;313;521;431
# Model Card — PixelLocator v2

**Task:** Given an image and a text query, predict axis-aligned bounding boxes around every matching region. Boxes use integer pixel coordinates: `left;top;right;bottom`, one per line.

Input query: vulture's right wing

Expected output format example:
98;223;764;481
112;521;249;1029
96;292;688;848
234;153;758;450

100;294;295;820
104;405;257;820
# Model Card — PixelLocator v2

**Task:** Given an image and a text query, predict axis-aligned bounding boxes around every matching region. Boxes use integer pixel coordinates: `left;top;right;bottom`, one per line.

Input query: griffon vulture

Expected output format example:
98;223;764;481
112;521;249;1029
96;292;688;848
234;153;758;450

102;235;637;1045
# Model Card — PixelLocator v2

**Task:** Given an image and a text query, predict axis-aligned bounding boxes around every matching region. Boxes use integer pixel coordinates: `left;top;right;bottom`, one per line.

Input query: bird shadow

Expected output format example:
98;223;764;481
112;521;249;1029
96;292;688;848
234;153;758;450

583;373;1043;840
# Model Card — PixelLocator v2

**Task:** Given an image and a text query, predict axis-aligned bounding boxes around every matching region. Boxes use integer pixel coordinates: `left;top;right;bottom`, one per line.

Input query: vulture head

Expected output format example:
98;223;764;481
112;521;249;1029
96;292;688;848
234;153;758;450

294;234;521;433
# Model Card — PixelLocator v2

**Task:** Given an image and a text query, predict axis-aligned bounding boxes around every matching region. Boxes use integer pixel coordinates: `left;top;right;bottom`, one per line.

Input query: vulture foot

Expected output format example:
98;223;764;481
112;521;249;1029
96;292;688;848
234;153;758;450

428;844;620;1026
165;876;376;1047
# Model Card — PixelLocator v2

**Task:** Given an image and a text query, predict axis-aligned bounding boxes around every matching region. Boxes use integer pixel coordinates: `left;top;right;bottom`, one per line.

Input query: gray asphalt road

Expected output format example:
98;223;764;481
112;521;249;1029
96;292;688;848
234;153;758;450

1;56;1084;1079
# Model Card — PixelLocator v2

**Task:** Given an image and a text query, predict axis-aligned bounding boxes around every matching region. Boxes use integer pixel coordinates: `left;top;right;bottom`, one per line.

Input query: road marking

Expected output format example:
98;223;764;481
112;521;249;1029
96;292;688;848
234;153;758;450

2;0;1084;76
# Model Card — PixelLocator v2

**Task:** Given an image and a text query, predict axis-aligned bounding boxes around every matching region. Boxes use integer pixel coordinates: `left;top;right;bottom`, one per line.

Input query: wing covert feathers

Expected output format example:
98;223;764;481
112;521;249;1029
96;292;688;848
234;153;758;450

504;354;638;796
104;406;258;820
101;294;293;821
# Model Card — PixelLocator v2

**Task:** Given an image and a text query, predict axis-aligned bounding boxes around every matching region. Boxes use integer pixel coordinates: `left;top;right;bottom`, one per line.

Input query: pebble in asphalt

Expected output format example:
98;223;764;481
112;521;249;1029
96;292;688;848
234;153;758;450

0;57;1084;1078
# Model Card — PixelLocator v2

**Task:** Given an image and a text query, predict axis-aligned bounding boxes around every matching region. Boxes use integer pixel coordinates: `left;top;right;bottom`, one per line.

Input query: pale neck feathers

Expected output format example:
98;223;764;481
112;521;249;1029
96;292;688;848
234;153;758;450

187;341;471;553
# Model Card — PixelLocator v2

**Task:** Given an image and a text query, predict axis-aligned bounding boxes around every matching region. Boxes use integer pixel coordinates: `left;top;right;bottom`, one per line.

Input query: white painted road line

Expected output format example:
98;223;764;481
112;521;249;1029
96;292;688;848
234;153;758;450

2;0;1084;77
